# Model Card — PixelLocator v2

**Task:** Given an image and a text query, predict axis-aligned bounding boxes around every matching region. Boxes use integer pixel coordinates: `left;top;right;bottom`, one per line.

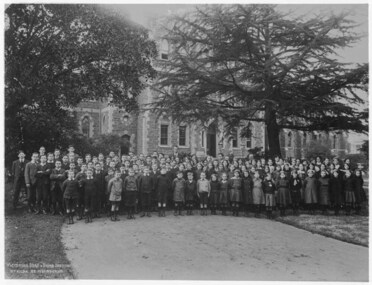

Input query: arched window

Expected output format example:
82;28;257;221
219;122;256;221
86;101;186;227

288;132;292;147
82;116;90;137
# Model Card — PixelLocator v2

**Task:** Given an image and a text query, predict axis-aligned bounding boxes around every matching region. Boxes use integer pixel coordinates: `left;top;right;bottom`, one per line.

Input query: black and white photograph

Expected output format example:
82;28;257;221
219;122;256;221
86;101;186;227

3;0;369;281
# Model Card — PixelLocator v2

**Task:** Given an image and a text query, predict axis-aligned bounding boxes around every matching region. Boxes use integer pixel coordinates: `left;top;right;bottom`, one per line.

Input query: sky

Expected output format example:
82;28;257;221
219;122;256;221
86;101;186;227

102;3;368;64
101;3;368;146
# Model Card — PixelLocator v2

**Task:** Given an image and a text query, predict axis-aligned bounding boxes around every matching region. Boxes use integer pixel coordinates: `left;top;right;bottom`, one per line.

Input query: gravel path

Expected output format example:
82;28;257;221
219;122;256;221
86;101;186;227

61;214;368;281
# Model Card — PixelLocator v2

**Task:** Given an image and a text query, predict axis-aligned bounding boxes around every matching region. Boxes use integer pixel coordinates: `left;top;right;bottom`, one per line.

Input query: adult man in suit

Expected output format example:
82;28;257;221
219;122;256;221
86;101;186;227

25;152;39;213
11;150;28;210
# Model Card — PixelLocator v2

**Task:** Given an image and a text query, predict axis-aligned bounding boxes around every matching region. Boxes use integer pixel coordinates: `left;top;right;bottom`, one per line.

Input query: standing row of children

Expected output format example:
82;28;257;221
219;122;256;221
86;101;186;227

12;145;367;224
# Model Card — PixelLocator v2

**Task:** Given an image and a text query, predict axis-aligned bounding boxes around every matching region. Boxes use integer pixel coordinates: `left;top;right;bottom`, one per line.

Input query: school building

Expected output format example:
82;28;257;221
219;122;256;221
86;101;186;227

73;22;350;159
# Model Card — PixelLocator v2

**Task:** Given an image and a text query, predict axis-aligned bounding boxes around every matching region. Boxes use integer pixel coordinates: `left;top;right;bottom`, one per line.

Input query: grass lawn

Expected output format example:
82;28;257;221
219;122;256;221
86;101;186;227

276;213;369;247
4;183;74;279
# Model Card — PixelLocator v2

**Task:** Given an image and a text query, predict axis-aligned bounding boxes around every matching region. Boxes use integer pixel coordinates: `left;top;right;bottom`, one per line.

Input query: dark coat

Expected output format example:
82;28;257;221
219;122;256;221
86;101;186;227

172;178;186;202
209;180;219;205
12;159;28;185
50;168;66;191
318;177;330;205
185;180;197;202
83;177;98;196
35;164;51;187
155;174;171;203
62;179;79;199
94;171;106;196
289;177;302;203
25;161;38;185
354;176;367;203
138;175;154;194
329;176;343;205
242;176;253;205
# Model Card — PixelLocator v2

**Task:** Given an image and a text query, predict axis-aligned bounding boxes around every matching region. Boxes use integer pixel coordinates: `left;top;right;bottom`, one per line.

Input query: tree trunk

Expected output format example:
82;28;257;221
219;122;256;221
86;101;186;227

265;108;282;158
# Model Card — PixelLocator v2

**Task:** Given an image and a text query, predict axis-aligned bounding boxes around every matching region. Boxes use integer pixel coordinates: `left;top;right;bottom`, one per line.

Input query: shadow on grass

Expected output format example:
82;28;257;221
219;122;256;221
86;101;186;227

4;183;75;279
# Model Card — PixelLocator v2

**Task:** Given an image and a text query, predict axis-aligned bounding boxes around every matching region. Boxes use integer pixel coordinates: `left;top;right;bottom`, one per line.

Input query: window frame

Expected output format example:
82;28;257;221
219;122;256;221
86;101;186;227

160;124;169;146
178;125;187;147
231;128;239;149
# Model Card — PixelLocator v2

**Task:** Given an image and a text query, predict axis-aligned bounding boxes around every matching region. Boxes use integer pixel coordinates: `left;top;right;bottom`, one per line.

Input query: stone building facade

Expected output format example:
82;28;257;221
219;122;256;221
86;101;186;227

75;94;350;159
75;91;265;158
74;23;350;159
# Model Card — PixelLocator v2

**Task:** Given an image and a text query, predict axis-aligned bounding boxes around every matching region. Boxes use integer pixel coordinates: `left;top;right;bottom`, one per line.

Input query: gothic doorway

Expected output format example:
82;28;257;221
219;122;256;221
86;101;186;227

206;123;217;157
120;134;131;155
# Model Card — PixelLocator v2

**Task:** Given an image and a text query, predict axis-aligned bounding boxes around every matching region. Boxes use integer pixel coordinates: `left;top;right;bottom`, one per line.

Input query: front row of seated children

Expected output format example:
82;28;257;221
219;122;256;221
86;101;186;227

62;166;366;225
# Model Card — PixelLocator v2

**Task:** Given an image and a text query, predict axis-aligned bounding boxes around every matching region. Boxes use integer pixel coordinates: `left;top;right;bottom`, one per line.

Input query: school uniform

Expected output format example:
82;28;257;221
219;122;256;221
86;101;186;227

105;174;115;200
252;178;265;205
289;177;302;205
218;180;229;206
138;174;154;209
344;175;356;204
75;171;86;208
61;162;70;171
209;180;219;208
242;176;253;205
185;179;197;207
83;176;98;213
276;178;292;207
229;177;242;203
318;177;330;206
62;178;79;212
11;158;28;209
124;176;138;207
197;178;210;204
206;168;216;180
108;177;123;202
50;168;66;214
172;177;186;203
94;170;106;213
156;174;171;204
354;176;367;204
150;170;160;208
303;176;319;204
329;176;343;214
263;179;276;207
165;170;176;207
35;163;50;212
194;169;203;181
25;161;38;211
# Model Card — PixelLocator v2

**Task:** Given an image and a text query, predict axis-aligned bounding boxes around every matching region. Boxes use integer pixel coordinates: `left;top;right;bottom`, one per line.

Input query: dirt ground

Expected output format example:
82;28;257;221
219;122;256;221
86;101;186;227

61;213;368;281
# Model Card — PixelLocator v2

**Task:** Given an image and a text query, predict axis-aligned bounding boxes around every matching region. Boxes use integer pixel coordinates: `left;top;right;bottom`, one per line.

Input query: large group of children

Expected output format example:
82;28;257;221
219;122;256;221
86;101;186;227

11;145;368;225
